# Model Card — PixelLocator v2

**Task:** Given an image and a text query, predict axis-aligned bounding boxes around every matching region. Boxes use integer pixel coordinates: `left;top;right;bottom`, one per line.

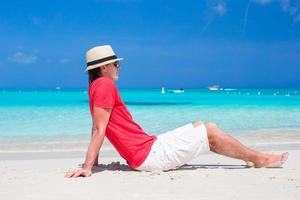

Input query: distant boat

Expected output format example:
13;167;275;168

208;85;220;91
224;88;236;91
168;88;184;94
161;87;165;94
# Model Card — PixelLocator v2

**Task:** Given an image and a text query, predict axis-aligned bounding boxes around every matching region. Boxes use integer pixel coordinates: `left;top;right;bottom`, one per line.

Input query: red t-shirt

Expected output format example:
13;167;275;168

88;77;157;168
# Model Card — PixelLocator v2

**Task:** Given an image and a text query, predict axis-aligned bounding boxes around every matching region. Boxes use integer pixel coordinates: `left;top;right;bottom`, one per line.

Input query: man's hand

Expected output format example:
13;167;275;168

64;168;92;178
65;107;110;179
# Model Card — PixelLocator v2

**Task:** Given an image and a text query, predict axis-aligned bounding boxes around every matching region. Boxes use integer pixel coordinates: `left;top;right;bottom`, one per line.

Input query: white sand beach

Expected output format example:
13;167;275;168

1;135;300;200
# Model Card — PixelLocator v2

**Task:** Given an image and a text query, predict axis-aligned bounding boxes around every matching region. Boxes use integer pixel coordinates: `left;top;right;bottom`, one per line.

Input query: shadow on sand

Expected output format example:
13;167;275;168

83;162;252;174
177;164;252;170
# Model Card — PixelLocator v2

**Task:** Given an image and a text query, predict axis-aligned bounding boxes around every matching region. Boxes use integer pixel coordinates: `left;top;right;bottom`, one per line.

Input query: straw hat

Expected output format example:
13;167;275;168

85;45;123;71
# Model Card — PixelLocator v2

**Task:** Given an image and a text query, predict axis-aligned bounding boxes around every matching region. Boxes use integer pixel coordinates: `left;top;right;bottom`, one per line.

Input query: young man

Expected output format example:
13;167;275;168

65;45;288;178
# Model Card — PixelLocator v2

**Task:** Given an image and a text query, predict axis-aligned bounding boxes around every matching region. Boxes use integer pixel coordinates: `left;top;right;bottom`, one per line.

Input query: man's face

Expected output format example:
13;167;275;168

100;62;120;80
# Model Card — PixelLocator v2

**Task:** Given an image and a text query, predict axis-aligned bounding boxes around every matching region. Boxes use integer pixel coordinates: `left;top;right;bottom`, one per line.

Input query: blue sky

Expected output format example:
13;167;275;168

0;0;299;89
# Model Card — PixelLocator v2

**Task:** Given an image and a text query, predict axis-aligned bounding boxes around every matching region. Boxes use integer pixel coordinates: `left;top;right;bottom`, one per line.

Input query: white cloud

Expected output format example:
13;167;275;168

253;0;300;23
60;58;70;63
279;0;300;23
201;1;228;33
281;0;300;15
8;52;37;64
214;2;227;15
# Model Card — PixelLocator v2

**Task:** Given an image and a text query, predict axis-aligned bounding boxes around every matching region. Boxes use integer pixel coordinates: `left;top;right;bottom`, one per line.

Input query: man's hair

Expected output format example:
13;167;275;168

88;67;102;84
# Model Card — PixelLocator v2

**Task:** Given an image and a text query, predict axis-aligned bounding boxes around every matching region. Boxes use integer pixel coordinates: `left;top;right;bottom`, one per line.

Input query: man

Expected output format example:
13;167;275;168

65;45;288;178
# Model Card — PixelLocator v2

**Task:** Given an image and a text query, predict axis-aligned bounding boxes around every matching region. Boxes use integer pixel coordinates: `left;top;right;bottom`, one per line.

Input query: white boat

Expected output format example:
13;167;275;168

224;88;236;91
161;87;165;94
208;85;220;91
168;88;184;93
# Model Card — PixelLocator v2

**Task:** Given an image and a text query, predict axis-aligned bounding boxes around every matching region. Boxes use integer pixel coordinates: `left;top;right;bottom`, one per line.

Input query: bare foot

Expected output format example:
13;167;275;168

254;152;289;168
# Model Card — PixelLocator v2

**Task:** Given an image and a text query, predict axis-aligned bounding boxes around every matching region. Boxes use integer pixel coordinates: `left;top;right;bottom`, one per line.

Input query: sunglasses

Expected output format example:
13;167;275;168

113;62;120;69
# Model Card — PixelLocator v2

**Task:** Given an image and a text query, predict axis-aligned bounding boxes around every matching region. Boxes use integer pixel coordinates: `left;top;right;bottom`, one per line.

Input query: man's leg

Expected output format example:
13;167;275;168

192;121;288;167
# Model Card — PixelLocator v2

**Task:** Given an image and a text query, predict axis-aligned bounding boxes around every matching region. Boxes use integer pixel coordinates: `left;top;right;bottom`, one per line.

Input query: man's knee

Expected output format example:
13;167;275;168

204;122;222;143
204;122;217;132
192;120;204;128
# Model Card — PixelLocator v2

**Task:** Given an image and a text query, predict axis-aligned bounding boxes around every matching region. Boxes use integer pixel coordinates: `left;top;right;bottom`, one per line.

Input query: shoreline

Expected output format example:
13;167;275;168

1;127;300;154
0;127;300;161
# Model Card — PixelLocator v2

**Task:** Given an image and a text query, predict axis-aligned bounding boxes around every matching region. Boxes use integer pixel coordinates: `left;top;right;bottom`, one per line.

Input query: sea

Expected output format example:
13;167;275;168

1;88;300;153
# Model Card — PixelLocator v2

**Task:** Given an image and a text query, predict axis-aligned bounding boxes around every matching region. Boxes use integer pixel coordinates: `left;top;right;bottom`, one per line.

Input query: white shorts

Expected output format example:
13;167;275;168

136;123;210;171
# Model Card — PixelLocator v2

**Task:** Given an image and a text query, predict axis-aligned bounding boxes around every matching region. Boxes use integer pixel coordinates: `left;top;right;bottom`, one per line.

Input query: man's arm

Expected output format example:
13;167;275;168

65;106;111;178
92;127;100;166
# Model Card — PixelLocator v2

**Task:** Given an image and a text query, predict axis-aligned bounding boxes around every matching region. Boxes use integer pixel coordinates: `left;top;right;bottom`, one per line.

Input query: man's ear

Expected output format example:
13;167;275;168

100;65;106;72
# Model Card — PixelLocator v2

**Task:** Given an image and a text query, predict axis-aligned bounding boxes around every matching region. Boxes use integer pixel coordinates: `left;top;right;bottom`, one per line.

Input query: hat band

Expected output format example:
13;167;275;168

87;55;117;66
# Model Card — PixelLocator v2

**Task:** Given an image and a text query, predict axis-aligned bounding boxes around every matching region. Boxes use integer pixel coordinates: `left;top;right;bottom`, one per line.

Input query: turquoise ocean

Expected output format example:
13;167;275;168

1;88;300;152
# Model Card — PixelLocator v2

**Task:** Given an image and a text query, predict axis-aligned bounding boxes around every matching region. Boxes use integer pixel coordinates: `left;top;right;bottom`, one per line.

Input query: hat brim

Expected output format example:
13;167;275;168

85;58;123;72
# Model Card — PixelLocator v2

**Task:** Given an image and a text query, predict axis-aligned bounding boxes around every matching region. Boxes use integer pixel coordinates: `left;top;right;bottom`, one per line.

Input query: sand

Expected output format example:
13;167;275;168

1;147;299;200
